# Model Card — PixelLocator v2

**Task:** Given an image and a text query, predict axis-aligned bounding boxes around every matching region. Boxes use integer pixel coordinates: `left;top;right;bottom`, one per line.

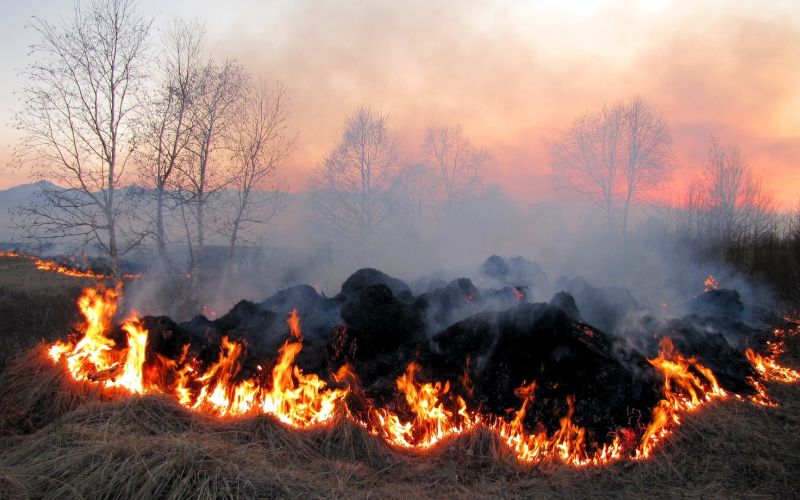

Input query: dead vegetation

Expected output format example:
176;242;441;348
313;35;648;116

0;257;88;369
0;256;799;498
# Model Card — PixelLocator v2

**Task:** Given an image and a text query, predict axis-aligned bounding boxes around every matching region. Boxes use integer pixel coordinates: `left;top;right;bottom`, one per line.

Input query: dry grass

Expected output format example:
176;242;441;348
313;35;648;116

0;258;799;498
1;354;798;499
0;256;90;369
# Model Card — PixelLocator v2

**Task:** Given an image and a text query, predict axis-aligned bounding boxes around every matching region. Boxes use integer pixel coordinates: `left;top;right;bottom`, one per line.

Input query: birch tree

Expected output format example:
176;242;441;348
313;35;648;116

11;0;151;277
310;106;398;254
684;136;773;246
551;97;671;237
222;80;293;260
137;20;203;270
424;124;485;208
177;59;247;295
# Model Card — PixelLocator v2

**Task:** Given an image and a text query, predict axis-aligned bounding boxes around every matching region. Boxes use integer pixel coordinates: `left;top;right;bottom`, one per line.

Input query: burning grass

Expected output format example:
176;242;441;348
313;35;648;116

37;283;797;465
1;263;800;497
1;344;799;498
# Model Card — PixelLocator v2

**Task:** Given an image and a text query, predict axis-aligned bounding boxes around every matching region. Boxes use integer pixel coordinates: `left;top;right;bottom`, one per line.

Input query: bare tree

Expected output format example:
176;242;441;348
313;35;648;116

390;162;439;240
424;124;485;208
136;20;203;270
11;0;151;277
684;136;773;246
620;97;672;237
177;59;247;295
310;106;398;254
551;97;671;237
222;80;293;260
551;104;624;233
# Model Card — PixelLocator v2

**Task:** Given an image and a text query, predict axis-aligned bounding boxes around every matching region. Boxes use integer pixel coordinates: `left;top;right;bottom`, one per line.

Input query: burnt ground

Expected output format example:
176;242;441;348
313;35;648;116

0;256;799;498
109;264;773;454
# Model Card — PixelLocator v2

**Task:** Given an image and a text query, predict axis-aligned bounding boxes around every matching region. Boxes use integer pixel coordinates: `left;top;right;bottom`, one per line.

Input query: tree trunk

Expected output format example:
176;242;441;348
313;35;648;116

156;187;170;269
228;222;239;261
192;198;204;303
622;190;633;242
108;211;120;279
107;151;120;279
605;193;614;237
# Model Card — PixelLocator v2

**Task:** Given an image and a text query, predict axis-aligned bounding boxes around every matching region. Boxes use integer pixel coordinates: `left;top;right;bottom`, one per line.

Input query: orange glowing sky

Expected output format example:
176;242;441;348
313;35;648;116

1;0;798;208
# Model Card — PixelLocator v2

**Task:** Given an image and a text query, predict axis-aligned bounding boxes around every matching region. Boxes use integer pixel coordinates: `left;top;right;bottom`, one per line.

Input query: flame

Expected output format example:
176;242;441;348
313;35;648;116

47;284;149;394
50;296;347;426
0;250;140;279
741;326;800;406
368;362;474;448
46;285;800;467
259;309;347;426
493;392;623;466
704;275;718;292
635;337;727;459
745;327;800;383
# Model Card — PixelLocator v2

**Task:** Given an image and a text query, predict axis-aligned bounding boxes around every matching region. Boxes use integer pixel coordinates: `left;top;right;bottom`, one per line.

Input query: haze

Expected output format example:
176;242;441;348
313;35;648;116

0;0;798;207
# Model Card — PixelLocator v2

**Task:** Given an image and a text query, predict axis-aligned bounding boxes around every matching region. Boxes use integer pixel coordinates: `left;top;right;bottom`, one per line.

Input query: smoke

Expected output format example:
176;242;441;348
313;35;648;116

5;1;794;330
112;176;777;348
200;0;800;206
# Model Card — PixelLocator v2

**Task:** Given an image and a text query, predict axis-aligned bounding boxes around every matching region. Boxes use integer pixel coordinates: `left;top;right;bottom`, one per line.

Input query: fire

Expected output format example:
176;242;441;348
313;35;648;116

47;284;148;394
492;383;622;466
32;257;107;279
259;309;347;426
368;362;474;448
48;285;121;382
49;293;347;426
117;320;149;394
704;275;718;292
746;339;800;384
0;250;140;279
46;284;800;467
635;337;727;459
741;326;800;406
363;367;623;466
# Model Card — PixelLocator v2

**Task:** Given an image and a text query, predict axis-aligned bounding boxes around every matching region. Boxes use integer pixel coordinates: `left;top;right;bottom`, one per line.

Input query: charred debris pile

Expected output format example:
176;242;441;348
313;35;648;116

123;256;780;444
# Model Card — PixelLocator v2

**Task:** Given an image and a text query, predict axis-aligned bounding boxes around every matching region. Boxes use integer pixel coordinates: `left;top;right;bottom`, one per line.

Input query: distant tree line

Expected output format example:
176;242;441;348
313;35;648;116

11;0;293;302
550;98;799;306
10;0;798;307
10;0;487;302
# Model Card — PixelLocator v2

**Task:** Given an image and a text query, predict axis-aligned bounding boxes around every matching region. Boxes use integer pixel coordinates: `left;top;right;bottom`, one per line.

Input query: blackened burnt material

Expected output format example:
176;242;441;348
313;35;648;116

339;268;412;299
682;289;744;320
419;303;662;446
334;284;425;396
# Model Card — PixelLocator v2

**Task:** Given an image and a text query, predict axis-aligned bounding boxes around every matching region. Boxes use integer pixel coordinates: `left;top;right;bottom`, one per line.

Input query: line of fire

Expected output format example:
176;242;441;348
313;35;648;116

24;248;797;468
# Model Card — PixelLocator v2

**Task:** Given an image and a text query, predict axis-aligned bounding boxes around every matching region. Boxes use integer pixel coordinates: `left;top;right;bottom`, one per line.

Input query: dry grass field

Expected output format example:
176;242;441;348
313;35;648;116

0;255;798;499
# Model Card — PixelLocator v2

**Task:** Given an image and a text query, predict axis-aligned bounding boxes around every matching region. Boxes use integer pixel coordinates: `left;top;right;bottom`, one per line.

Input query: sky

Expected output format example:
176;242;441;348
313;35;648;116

0;0;798;208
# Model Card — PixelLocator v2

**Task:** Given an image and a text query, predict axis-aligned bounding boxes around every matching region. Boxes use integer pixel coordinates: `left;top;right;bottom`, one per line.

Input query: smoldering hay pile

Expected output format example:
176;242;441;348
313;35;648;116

18;256;800;466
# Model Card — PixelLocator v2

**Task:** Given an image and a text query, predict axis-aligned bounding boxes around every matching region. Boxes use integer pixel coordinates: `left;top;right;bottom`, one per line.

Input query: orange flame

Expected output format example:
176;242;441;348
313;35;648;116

704;275;718;292
368;362;473;449
745;327;800;384
47;284;148;393
46;285;800;467
635;337;727;459
0;250;140;279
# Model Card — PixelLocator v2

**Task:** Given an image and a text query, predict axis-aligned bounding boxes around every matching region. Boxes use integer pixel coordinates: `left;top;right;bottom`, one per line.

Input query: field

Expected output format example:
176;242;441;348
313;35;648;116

0;256;798;499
